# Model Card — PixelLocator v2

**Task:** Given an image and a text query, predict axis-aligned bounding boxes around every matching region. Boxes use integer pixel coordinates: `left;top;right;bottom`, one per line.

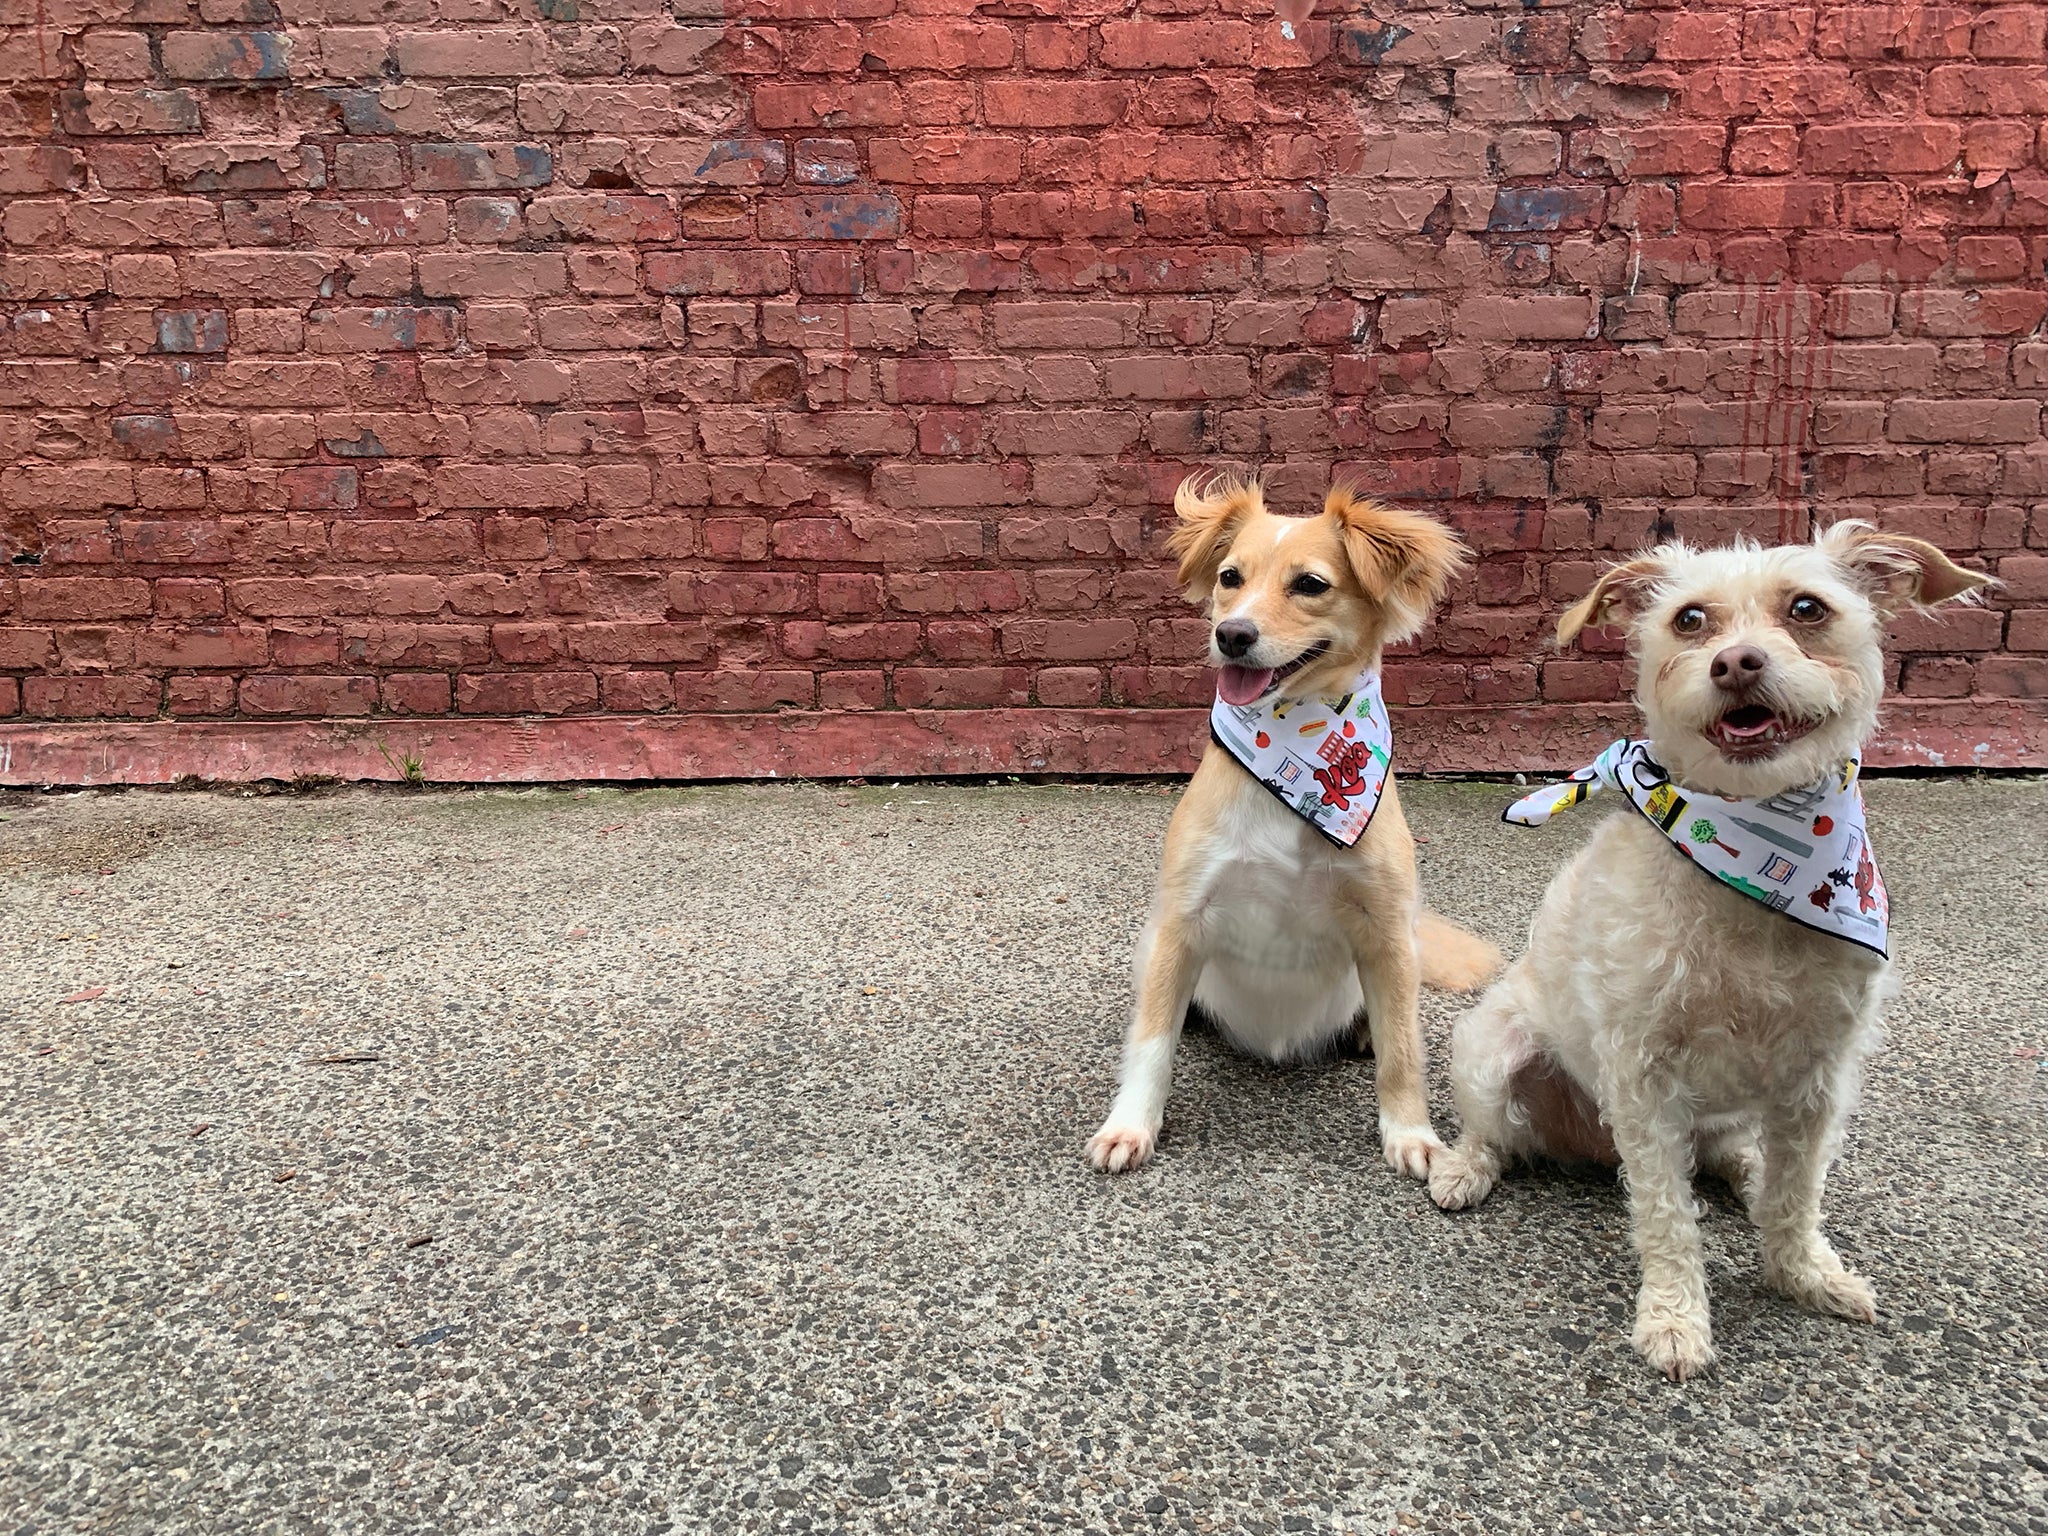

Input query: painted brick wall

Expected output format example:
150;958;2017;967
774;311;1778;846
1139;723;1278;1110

1;0;2044;785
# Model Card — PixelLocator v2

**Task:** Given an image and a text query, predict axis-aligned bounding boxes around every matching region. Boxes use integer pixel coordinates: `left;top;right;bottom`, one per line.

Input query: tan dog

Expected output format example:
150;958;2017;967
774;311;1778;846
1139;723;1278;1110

1087;477;1500;1180
1429;522;1991;1378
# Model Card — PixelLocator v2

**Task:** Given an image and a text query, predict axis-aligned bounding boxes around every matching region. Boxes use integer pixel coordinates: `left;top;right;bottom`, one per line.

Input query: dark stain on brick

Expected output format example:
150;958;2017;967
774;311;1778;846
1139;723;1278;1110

1268;360;1324;398
695;140;755;177
1500;242;1552;281
1489;186;1604;233
325;431;390;459
1337;22;1412;66
326;89;399;136
537;0;580;17
155;310;228;354
511;144;554;186
244;32;293;79
694;139;788;184
789;195;903;241
1420;189;1455;241
112;414;180;455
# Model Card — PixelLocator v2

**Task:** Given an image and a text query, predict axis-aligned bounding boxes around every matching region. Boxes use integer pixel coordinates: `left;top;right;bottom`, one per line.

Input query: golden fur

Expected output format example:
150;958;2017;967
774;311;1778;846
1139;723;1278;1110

1430;522;1992;1378
1086;476;1500;1181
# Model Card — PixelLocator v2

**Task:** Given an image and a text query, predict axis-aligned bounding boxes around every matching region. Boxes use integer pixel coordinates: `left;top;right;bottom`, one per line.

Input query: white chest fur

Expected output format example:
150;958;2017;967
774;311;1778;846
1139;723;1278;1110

1174;783;1372;1061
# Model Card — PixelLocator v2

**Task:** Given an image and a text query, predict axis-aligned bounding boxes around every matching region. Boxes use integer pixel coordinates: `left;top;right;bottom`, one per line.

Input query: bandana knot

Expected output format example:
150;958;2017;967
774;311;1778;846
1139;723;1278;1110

1503;739;1889;957
1209;665;1391;848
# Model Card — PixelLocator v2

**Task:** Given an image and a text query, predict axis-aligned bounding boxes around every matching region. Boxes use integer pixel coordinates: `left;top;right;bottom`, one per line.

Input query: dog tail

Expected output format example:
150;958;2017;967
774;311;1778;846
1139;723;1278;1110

1417;910;1502;993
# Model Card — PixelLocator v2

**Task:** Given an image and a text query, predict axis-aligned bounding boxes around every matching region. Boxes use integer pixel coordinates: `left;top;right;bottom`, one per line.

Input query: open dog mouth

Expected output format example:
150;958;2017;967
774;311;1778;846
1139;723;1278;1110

1706;702;1816;759
1217;642;1328;707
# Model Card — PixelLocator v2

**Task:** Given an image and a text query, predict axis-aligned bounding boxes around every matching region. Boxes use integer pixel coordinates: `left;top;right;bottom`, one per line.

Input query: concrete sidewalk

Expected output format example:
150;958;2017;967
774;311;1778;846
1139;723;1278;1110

1;777;2042;1535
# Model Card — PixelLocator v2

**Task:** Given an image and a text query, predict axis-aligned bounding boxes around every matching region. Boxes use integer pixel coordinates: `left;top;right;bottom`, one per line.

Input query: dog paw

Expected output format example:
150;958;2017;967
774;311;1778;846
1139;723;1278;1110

1428;1148;1496;1211
1633;1312;1716;1382
1086;1122;1157;1174
1767;1260;1878;1323
1379;1119;1444;1182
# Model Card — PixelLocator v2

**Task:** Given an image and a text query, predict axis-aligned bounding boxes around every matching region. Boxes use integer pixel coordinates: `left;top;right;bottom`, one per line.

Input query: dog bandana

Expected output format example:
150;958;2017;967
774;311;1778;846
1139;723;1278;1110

1210;665;1392;847
1503;739;1889;957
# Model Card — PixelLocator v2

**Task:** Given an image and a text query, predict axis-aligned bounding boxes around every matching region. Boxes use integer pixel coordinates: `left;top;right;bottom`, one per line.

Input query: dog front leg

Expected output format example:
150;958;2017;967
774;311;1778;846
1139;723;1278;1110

1609;1091;1716;1380
1085;920;1201;1174
1345;913;1441;1180
1428;986;1536;1210
1756;1097;1876;1324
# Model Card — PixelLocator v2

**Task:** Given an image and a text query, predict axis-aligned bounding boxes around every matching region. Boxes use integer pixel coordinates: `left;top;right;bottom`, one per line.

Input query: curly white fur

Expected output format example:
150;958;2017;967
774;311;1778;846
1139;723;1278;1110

1430;522;1990;1379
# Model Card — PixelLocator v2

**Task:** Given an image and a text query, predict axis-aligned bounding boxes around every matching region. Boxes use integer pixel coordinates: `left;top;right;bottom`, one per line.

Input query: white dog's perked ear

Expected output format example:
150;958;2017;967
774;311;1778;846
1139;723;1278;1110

1816;520;1995;613
1554;553;1670;648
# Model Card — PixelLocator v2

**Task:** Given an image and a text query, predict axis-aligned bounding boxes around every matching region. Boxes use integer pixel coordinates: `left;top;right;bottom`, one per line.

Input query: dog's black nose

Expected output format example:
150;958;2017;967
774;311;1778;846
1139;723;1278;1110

1710;645;1768;691
1214;619;1258;660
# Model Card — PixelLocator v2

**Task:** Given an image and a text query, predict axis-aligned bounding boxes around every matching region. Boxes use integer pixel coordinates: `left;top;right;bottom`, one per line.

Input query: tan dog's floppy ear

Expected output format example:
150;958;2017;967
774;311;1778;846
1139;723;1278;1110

1167;473;1262;600
1816;519;1994;612
1555;555;1668;648
1327;485;1468;644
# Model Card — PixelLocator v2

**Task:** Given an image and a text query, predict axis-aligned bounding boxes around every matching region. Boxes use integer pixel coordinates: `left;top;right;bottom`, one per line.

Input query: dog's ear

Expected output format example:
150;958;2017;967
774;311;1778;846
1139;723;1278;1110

1817;519;1994;612
1555;556;1668;648
1328;486;1468;642
1167;473;1262;599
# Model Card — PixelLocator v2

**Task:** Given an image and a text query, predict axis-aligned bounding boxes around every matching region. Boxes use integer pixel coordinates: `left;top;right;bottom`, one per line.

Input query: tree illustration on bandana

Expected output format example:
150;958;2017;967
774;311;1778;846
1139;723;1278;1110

1688;818;1741;858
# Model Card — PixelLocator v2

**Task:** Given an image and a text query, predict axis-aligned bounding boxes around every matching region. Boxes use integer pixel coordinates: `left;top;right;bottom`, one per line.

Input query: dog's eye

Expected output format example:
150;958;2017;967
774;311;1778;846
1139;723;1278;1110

1289;573;1331;598
1217;568;1242;589
1673;605;1707;635
1788;594;1829;624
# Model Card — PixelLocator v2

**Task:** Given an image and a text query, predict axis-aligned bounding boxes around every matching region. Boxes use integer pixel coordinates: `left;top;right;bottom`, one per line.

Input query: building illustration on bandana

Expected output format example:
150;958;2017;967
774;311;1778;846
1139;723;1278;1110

1210;668;1393;848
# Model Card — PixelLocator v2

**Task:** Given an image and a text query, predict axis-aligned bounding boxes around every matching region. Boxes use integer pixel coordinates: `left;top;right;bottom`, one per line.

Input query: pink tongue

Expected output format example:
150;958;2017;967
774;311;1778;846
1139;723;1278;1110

1217;665;1276;707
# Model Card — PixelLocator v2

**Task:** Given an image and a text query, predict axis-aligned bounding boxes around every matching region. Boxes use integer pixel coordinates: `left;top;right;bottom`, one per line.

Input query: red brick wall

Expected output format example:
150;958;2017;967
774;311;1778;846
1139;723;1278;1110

2;0;2043;784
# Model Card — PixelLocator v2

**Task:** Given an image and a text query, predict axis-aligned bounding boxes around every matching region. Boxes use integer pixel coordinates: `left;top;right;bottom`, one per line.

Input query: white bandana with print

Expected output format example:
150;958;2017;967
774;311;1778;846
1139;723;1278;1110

1503;738;1889;958
1210;665;1392;848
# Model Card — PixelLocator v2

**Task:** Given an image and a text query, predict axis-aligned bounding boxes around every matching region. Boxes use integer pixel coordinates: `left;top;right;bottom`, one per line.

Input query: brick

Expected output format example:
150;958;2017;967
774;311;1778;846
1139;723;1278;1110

417;252;567;298
894;667;1031;708
432;464;584;510
391;29;545;77
409;142;554;192
58;87;202;135
1102;356;1253;400
1682;181;1836;230
984;81;1132;128
1900;290;2048;338
756;194;903;241
1927;65;2048;116
307;306;460;353
1099;21;1254;70
134;625;269;669
853;20;1015;73
240;674;379;717
869;137;1023;186
672;671;815;711
24;676;160;718
1452;296;1597;342
1889;399;2040;444
161;31;294;81
1804;124;1961;174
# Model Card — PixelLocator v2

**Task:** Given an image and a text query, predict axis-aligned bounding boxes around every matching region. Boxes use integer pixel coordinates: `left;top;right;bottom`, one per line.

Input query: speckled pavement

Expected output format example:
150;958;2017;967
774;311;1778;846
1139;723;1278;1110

2;776;2043;1536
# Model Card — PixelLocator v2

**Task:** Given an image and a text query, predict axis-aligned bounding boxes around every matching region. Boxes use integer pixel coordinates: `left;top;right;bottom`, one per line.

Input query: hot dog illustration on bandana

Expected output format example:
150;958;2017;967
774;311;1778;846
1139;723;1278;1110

1502;739;1888;957
1209;667;1392;847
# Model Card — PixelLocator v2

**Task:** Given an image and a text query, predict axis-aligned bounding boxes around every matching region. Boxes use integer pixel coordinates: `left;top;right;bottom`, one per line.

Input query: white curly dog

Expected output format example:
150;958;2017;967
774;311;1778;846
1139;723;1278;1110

1428;521;1990;1380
